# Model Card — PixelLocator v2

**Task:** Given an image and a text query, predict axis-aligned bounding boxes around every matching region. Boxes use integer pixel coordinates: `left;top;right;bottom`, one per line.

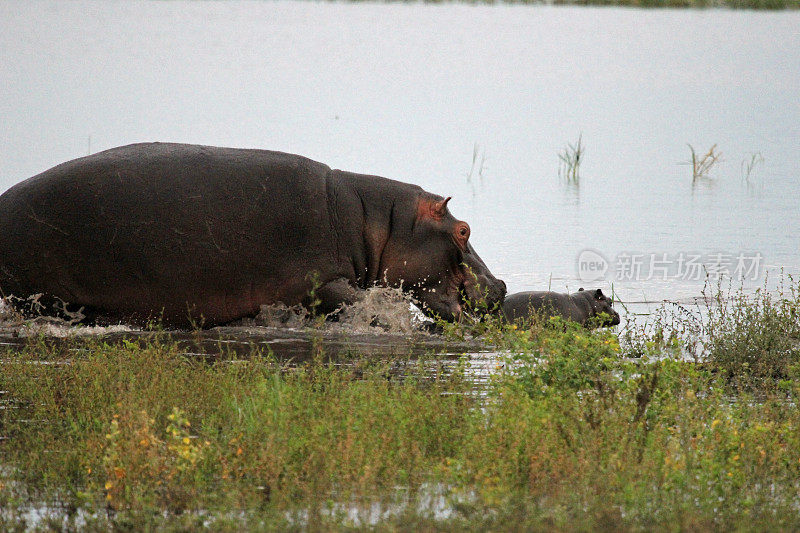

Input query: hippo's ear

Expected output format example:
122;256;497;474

429;197;451;220
578;287;584;292
594;289;604;299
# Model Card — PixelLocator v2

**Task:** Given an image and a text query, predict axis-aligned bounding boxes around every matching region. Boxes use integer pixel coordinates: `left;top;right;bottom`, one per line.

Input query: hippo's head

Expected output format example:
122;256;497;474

577;288;620;326
378;195;506;321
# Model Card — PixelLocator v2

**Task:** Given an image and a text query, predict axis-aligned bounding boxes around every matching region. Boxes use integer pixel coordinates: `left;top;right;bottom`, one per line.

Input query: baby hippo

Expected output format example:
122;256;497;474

502;288;620;328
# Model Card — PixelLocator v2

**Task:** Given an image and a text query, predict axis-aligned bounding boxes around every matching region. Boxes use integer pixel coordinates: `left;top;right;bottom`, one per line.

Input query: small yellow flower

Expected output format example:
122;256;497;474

182;437;191;445
727;472;733;477
732;455;740;462
104;481;114;490
711;419;721;428
236;447;243;456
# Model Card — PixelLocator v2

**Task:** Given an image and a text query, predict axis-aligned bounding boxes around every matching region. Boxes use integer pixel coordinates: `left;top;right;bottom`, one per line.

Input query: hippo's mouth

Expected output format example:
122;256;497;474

453;276;492;318
416;273;504;322
440;280;466;320
414;280;464;322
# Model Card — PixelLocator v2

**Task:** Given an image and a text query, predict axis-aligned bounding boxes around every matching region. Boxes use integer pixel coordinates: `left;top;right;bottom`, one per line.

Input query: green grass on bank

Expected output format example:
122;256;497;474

358;0;800;10
2;280;800;530
551;0;799;8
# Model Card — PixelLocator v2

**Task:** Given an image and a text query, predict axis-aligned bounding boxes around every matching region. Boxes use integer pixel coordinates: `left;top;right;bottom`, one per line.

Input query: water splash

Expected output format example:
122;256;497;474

242;287;427;335
0;298;133;338
242;303;311;329
333;286;425;335
0;287;429;338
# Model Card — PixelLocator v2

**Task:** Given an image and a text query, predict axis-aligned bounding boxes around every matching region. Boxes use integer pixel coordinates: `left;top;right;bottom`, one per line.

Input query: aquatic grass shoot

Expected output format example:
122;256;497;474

464;142;487;197
414;0;800;8
686;143;722;182
741;151;764;183
558;134;584;184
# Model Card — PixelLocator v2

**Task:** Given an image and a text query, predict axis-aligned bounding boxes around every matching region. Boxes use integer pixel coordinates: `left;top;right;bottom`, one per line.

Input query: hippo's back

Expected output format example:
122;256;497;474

0;143;335;324
502;291;574;322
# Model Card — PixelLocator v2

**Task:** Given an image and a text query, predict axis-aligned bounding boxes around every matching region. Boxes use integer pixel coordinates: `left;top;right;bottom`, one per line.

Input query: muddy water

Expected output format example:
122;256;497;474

0;1;798;334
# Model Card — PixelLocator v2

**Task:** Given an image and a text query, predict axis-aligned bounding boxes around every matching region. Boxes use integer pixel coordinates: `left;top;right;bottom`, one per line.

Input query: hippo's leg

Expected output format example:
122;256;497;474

307;277;362;315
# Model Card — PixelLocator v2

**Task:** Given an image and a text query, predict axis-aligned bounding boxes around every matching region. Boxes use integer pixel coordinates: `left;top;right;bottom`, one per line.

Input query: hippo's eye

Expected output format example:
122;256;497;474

453;222;470;251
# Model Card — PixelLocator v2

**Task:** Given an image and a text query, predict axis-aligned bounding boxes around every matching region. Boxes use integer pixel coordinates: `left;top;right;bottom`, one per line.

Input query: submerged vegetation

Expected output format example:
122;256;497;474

741;151;765;184
414;0;799;9
686;143;723;183
558;134;584;184
551;0;798;7
2;280;800;529
465;142;487;197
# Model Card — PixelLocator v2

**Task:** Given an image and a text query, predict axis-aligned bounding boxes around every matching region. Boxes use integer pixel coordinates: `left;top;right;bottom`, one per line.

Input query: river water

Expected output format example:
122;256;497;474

1;1;798;339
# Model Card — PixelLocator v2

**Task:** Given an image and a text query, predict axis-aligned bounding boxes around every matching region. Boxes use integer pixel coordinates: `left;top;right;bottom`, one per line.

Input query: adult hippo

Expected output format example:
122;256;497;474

0;143;505;327
502;288;620;328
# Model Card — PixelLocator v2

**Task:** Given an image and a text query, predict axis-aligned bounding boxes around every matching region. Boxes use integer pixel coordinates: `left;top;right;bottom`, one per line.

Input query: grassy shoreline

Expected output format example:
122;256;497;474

2;282;800;530
342;0;800;10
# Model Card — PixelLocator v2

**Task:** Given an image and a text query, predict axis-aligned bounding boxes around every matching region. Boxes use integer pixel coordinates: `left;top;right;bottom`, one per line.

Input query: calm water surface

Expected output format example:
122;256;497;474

1;1;798;327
